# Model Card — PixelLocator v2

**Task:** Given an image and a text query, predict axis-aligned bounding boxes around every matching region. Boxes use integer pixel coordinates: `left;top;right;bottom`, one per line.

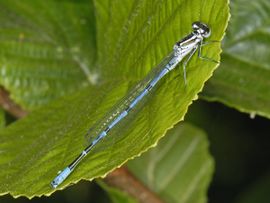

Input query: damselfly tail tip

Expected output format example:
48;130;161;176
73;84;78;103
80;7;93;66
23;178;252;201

51;180;58;189
50;167;72;189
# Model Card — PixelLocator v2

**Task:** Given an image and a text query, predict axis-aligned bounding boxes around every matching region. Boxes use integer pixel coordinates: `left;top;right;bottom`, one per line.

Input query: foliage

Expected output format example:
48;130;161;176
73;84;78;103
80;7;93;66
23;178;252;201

203;0;270;119
0;0;229;199
128;123;214;203
0;0;96;110
99;181;138;203
0;108;5;129
3;0;269;203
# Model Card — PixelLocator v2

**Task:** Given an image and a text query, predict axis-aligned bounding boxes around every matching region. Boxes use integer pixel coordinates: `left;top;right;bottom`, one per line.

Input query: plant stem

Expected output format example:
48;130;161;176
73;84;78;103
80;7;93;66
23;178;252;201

0;87;28;118
104;167;164;203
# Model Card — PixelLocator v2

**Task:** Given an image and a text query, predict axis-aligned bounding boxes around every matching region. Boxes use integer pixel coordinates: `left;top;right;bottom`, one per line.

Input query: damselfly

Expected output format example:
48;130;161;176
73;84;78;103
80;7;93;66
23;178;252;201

51;21;217;188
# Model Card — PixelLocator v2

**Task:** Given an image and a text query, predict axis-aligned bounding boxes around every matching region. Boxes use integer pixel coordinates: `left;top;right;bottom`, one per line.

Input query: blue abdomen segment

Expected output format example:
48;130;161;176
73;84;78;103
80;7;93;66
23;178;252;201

108;110;128;129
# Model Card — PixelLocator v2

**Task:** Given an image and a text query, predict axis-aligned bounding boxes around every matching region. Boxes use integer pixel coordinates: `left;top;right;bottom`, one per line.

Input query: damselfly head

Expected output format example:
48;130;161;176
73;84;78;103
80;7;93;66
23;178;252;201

192;22;211;38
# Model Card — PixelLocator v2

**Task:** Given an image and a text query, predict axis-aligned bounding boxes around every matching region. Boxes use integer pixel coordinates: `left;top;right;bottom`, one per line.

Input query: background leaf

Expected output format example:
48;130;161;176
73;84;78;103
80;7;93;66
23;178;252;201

128;123;214;203
185;100;270;203
0;0;229;198
0;0;96;110
0;108;5;129
202;0;270;119
99;181;138;203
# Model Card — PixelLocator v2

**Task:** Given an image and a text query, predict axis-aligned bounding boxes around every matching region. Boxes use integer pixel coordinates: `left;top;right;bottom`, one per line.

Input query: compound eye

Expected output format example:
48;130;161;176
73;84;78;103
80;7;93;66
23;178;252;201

192;22;200;30
203;29;211;38
192;21;211;38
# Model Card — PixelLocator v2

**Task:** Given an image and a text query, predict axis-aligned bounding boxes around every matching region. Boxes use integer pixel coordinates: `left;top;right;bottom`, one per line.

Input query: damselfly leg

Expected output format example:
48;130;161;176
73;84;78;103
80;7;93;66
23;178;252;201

198;40;220;64
182;46;198;85
182;40;220;86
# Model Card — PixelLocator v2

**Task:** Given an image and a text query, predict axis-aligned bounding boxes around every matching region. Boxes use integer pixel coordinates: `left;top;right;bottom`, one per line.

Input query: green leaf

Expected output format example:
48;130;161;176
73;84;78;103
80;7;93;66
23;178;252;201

0;108;5;129
0;0;229;198
202;0;270;119
0;0;96;110
95;0;228;81
128;123;214;203
98;181;138;203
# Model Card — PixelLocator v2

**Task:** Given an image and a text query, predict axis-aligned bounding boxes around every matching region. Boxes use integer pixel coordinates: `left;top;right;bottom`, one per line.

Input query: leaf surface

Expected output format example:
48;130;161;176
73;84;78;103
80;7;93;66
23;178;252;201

202;0;270;118
0;0;96;110
0;108;4;129
99;181;138;203
128;123;214;203
0;0;229;198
